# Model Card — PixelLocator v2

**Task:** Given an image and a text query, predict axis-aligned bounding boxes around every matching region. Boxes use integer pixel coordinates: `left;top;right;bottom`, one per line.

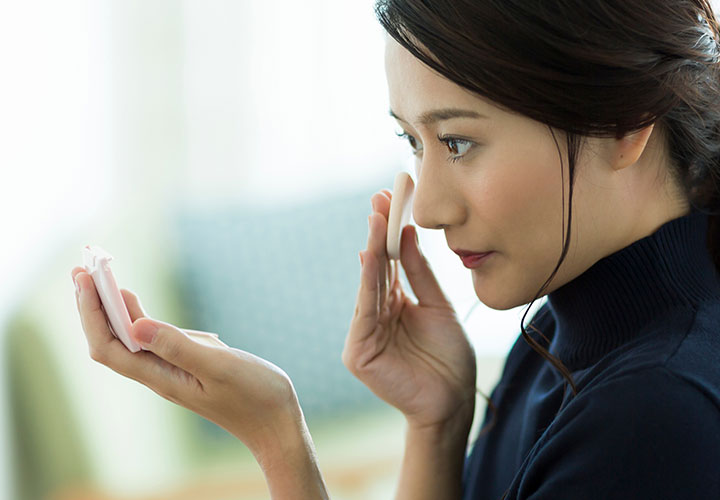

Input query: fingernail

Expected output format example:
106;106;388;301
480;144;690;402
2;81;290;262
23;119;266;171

74;276;81;294
135;322;159;345
359;251;365;266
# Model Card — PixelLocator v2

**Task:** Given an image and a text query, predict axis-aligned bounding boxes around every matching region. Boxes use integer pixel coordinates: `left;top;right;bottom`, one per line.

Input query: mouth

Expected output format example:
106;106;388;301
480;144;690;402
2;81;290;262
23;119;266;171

452;249;492;257
452;249;495;269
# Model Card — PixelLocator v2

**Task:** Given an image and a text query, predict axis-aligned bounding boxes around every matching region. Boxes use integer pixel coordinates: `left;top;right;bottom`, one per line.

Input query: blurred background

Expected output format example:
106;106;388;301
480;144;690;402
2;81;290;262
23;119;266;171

0;0;564;499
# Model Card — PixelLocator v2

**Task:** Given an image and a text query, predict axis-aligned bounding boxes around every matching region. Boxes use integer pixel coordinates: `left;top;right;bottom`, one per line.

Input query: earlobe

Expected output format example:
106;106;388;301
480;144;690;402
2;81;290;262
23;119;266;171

613;123;655;171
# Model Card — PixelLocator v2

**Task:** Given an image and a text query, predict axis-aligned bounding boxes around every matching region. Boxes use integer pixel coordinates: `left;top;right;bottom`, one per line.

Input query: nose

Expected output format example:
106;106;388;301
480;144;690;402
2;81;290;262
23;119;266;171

411;155;466;230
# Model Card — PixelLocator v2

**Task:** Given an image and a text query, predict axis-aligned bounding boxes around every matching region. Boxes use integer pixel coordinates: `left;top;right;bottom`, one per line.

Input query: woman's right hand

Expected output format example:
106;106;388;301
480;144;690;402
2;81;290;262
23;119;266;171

342;190;477;431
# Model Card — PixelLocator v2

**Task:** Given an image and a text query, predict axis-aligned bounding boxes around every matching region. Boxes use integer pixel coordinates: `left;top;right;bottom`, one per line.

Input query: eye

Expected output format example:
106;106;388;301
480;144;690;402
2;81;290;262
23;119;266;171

395;131;423;155
438;135;474;163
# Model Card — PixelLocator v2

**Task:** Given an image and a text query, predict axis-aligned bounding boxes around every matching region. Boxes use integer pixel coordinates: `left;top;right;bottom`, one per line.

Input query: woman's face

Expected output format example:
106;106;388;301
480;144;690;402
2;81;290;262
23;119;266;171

384;36;687;310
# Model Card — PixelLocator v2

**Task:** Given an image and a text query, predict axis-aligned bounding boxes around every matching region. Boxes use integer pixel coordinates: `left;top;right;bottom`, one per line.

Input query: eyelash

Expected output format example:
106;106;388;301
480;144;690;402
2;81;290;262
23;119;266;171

395;131;474;164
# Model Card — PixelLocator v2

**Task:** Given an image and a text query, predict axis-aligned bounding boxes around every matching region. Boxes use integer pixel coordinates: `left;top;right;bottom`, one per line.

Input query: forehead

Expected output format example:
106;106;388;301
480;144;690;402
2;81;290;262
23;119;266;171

384;36;497;122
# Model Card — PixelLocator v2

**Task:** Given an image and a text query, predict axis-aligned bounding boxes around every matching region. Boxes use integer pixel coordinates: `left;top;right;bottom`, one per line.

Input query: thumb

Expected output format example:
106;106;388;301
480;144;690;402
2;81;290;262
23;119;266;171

132;318;220;378
400;224;453;309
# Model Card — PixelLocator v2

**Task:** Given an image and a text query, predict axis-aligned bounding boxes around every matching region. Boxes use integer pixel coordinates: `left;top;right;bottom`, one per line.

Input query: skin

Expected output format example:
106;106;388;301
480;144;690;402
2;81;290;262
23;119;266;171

71;270;331;498
384;36;691;310
70;33;693;500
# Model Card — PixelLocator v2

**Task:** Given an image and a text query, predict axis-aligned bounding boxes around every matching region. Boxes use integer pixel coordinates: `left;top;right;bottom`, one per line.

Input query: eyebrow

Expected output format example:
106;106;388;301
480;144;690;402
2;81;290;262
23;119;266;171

389;107;489;126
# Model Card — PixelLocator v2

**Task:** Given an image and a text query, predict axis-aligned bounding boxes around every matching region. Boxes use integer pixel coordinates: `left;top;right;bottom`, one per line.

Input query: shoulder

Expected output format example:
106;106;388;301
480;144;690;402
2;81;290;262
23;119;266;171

575;299;720;407
515;365;720;499
563;365;720;433
663;299;720;389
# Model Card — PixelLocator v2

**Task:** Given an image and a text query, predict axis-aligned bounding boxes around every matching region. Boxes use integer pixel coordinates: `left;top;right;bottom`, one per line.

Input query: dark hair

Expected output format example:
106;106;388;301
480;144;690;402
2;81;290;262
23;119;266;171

375;0;720;412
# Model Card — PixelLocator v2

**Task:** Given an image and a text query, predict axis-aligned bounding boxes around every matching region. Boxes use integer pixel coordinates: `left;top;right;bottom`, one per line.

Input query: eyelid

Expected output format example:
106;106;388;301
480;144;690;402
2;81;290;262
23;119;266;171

437;134;475;160
395;130;417;140
437;133;474;145
395;130;476;163
395;130;424;151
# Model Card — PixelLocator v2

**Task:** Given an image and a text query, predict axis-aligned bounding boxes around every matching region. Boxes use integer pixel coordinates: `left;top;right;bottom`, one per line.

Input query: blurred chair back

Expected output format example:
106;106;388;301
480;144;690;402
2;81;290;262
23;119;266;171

169;189;387;434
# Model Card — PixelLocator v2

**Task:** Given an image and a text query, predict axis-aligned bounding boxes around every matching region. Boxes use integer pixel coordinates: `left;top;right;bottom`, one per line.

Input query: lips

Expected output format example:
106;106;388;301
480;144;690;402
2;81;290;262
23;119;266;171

459;252;494;269
452;249;492;258
452;248;495;269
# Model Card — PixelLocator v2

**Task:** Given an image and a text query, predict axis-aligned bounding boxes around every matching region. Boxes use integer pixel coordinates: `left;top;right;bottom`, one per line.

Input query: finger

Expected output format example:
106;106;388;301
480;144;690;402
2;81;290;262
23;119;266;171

389;279;404;317
369;190;393;303
131;318;226;381
74;271;119;347
347;189;393;349
373;190;395;286
71;267;87;299
75;271;156;372
348;249;380;344
120;288;149;322
71;266;85;281
400;225;452;309
372;190;391;218
367;212;389;307
75;271;218;404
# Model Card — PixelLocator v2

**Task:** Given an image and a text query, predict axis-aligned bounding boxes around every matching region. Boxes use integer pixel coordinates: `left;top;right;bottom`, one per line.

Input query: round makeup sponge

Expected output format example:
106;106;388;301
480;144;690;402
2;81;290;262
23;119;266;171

386;171;415;260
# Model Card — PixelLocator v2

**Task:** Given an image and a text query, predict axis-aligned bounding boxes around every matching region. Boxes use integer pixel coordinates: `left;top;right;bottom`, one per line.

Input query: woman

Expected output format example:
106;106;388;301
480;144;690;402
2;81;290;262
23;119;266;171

71;1;720;498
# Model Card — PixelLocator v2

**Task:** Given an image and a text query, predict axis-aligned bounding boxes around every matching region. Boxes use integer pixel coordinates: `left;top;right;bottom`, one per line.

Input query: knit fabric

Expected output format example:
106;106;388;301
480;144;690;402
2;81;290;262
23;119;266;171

462;208;720;499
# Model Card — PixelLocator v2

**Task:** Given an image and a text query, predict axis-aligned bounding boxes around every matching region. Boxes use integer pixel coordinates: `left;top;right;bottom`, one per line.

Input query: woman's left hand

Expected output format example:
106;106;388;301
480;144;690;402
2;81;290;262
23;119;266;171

70;267;303;458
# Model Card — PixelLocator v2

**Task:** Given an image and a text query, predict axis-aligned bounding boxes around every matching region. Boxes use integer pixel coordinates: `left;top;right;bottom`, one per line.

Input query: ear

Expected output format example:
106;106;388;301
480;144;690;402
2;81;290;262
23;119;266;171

612;122;655;171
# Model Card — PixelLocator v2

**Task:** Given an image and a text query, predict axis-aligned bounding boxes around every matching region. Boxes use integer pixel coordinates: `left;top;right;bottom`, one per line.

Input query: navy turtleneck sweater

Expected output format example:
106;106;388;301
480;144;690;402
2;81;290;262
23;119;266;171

462;209;720;499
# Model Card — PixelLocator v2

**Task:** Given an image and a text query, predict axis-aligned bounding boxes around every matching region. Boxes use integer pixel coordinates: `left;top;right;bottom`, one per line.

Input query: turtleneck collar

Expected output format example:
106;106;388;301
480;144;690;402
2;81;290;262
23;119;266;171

546;208;720;371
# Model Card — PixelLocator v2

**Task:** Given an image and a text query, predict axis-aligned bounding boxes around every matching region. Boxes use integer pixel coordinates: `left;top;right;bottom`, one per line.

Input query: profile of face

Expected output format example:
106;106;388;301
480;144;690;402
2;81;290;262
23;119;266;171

384;36;689;310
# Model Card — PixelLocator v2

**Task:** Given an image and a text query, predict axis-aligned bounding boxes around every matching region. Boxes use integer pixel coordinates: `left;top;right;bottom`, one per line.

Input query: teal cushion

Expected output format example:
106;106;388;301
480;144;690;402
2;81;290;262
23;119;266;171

169;190;387;429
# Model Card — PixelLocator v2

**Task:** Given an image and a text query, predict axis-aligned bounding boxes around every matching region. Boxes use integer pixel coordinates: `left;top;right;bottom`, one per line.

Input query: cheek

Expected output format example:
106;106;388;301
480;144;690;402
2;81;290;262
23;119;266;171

468;145;569;303
471;147;565;247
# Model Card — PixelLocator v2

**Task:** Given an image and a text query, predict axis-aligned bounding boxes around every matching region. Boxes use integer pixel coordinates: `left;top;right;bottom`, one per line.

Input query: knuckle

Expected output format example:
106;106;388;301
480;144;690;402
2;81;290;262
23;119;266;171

163;339;183;363
205;351;232;384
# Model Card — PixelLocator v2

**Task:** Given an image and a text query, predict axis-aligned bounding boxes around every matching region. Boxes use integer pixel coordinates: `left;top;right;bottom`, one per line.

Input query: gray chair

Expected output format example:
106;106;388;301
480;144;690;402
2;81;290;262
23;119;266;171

168;189;388;436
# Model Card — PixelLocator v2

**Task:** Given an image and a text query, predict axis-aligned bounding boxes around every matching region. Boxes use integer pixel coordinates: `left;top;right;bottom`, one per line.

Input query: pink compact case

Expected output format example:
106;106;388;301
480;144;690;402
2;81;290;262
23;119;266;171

82;245;225;352
82;245;142;352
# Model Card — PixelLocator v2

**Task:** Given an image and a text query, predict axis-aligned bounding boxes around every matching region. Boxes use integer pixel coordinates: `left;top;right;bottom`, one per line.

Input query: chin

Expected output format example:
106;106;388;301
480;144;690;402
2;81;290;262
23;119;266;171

472;262;550;311
472;280;524;311
475;296;523;311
